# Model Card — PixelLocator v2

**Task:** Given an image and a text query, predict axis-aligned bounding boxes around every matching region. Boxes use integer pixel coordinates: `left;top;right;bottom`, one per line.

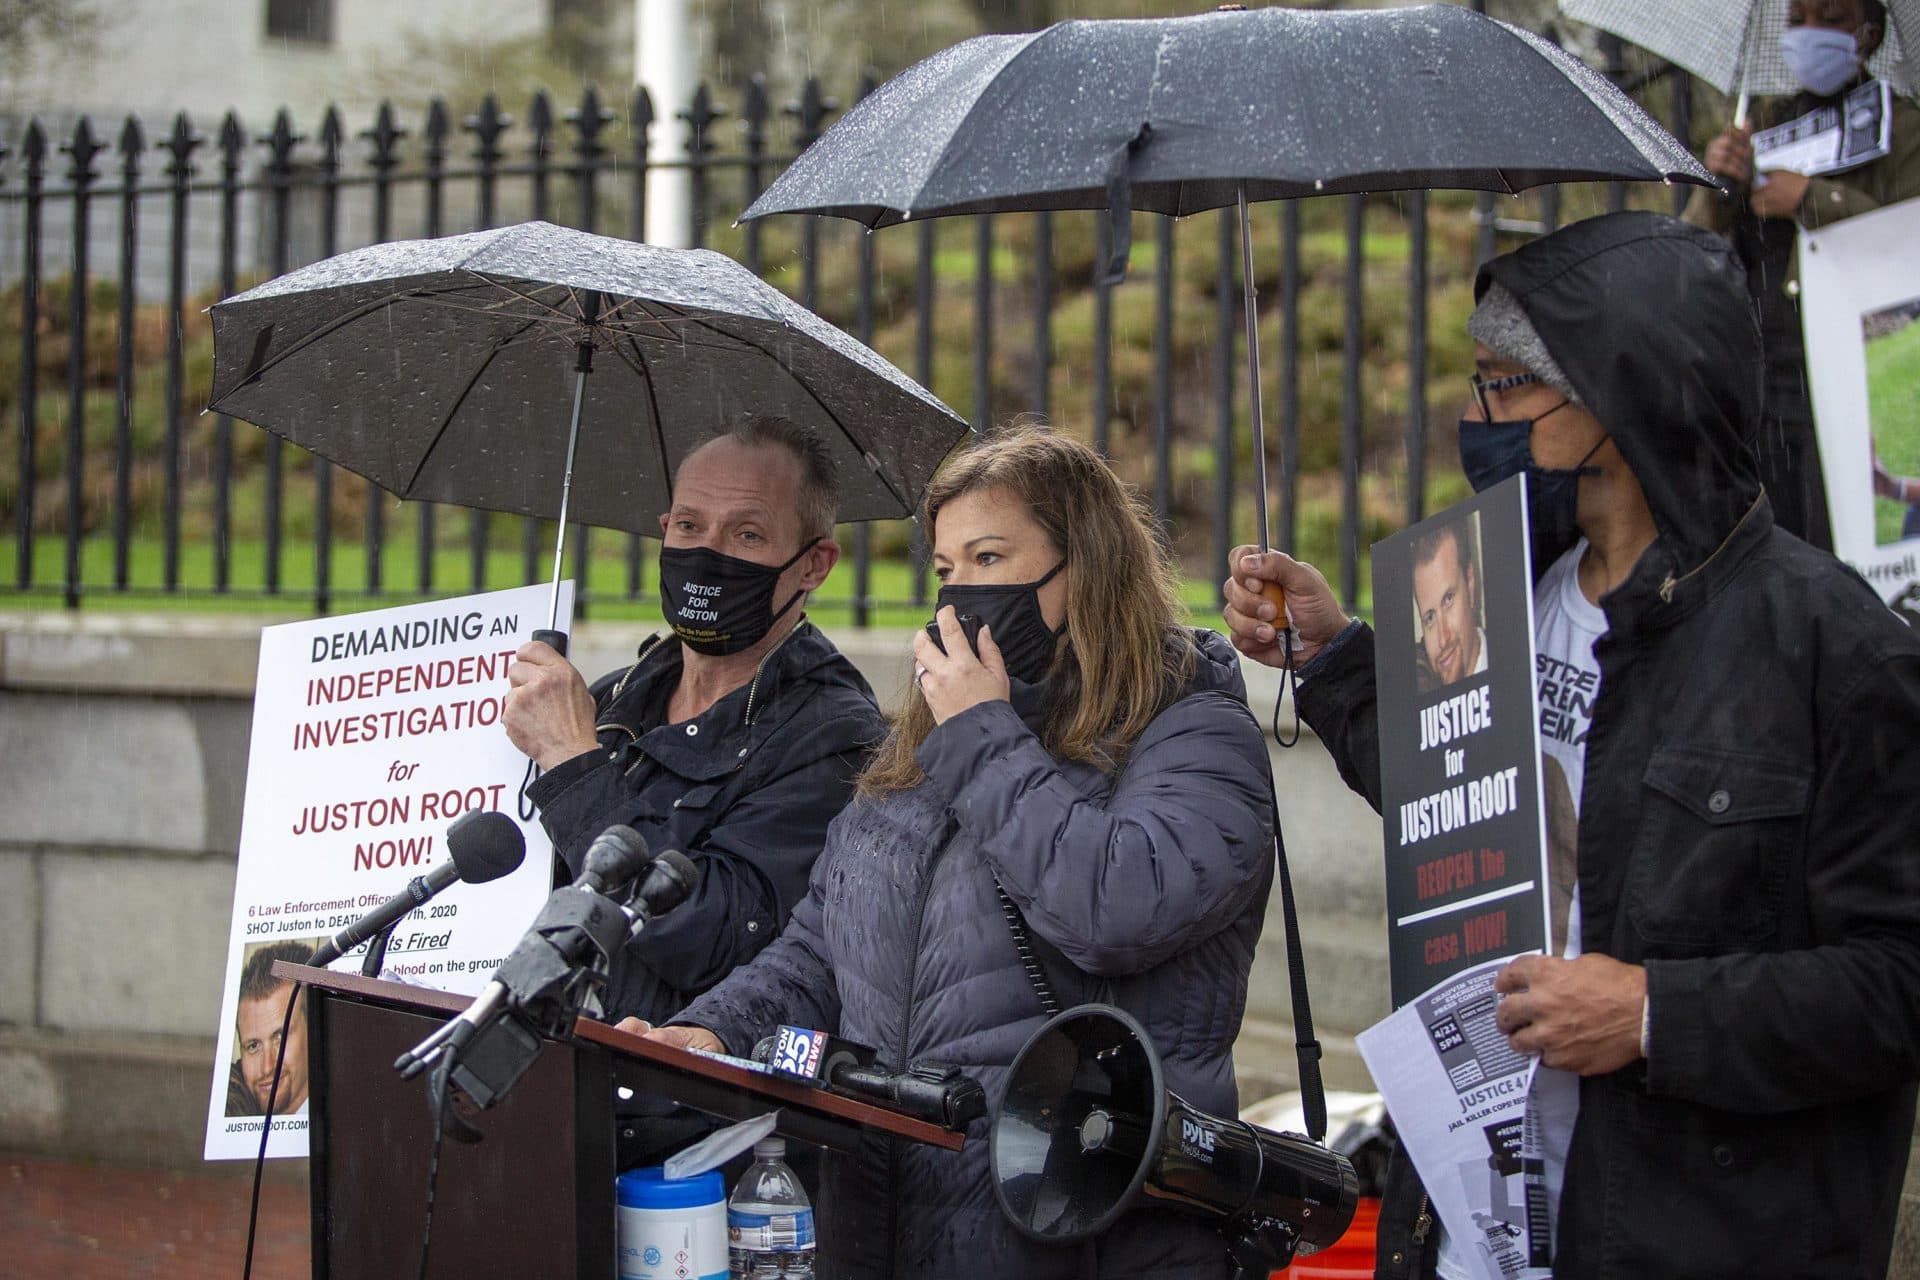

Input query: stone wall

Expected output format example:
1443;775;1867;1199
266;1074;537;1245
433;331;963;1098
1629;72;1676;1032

0;611;1387;1167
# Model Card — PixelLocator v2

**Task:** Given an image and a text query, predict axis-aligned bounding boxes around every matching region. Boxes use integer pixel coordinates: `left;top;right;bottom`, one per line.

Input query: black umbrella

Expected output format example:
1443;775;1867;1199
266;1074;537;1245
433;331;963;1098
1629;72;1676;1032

209;220;968;637
741;2;1714;560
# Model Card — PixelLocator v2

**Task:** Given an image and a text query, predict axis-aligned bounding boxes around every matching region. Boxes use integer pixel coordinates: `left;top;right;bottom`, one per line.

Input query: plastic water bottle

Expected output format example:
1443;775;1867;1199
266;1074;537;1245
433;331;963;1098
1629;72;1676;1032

727;1137;814;1280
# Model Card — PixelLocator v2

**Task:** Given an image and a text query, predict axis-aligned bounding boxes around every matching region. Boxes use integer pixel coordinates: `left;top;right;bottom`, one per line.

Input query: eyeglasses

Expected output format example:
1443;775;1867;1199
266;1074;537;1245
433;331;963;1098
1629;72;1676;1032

1469;370;1540;421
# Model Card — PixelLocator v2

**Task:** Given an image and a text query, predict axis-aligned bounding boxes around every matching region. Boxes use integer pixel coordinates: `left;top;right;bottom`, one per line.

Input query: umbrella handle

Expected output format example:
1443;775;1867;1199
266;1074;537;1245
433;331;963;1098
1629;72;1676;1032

532;628;569;657
1259;581;1289;622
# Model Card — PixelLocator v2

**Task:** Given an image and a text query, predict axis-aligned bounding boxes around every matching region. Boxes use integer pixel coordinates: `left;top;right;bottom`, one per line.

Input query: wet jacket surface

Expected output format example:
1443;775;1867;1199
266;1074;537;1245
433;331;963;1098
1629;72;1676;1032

677;628;1276;1280
526;620;885;1024
1298;213;1920;1280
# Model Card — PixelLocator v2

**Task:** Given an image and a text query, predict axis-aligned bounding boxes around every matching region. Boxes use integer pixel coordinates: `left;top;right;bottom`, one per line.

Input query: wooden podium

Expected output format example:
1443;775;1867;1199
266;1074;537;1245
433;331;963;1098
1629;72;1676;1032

283;962;965;1280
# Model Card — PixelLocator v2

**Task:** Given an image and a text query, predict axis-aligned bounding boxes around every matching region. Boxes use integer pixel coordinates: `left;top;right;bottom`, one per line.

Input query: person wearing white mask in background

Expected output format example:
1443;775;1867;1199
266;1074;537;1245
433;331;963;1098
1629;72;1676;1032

1685;0;1920;552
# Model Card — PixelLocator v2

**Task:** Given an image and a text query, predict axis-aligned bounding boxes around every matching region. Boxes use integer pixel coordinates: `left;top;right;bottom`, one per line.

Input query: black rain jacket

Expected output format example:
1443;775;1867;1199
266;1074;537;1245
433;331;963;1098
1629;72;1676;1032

1298;213;1920;1280
526;619;885;1024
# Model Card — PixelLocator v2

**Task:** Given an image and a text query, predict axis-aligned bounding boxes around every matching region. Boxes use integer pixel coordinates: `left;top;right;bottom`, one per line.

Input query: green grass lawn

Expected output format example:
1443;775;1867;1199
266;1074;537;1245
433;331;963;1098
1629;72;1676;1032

1867;314;1920;546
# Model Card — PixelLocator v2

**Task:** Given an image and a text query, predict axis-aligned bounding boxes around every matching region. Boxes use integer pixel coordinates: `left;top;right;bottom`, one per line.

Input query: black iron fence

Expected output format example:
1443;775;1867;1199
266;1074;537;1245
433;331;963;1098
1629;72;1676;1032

0;40;1702;624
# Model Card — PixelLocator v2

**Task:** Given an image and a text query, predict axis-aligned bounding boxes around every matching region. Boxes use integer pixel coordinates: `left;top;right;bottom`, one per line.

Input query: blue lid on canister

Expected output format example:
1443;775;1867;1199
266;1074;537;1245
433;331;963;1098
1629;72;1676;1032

617;1165;726;1210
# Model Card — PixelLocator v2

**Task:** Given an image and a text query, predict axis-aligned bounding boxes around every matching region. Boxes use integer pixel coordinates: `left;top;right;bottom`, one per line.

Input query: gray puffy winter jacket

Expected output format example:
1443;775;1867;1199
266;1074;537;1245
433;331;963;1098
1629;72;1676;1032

677;627;1275;1279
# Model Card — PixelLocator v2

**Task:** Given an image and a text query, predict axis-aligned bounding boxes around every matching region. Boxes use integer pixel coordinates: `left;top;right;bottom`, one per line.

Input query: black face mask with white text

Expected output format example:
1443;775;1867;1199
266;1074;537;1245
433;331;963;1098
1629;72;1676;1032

657;539;818;656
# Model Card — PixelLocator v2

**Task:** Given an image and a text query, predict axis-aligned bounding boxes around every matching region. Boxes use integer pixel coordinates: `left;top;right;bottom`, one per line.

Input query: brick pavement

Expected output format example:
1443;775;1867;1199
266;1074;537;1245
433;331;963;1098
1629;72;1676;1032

0;1154;309;1280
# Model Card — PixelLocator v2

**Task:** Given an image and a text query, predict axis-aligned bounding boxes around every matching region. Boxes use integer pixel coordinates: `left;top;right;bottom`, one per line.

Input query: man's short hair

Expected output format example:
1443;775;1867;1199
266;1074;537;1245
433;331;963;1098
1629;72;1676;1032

1411;517;1477;582
690;416;840;543
1862;0;1887;31
239;940;314;1004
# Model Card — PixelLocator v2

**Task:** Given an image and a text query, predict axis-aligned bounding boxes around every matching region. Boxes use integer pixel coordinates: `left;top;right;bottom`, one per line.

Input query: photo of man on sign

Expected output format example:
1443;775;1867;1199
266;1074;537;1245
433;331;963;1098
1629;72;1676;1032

1412;512;1490;693
223;939;319;1118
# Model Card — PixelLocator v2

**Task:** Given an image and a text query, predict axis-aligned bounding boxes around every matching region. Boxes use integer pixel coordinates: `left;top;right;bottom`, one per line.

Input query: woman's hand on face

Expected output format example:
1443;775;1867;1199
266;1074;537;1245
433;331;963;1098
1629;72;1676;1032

612;1017;725;1054
913;605;1011;725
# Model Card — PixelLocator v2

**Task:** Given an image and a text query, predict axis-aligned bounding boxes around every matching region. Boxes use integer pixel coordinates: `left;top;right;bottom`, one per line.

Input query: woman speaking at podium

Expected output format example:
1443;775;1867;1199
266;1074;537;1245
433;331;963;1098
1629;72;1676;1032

633;425;1276;1278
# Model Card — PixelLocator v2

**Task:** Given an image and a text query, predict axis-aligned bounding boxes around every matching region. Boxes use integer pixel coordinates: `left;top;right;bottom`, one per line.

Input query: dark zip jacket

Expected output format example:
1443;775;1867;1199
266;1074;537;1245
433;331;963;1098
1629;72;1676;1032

1298;213;1920;1279
677;628;1275;1279
526;619;885;1024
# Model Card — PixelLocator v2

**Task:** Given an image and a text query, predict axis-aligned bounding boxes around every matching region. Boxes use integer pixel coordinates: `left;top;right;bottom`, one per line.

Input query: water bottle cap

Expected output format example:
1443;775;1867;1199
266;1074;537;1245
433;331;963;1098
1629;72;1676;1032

752;1137;786;1161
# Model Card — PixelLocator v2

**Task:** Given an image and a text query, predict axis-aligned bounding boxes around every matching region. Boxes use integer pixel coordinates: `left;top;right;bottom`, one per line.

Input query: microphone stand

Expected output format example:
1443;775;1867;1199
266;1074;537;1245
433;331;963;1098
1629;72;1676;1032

360;924;397;978
396;848;697;1138
397;883;632;1141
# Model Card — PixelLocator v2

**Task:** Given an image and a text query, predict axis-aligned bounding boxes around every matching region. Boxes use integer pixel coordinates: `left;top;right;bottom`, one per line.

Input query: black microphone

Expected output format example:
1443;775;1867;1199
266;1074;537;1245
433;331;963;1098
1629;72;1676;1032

627;849;699;932
576;824;653;898
751;1028;986;1130
308;811;526;968
394;828;696;1095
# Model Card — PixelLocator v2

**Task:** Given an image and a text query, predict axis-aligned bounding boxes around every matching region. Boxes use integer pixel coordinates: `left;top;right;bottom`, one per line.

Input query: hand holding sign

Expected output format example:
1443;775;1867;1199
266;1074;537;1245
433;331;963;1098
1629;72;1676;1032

1493;953;1646;1076
1750;169;1812;220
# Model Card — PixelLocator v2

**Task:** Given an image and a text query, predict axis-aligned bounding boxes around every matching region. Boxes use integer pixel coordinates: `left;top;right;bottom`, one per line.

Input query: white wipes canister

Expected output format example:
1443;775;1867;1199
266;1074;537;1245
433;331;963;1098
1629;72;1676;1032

616;1166;728;1280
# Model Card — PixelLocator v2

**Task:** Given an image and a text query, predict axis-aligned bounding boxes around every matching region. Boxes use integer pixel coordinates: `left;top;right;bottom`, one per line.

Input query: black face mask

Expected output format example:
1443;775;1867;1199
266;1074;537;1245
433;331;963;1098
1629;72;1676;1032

1458;411;1605;572
658;539;818;656
934;560;1068;685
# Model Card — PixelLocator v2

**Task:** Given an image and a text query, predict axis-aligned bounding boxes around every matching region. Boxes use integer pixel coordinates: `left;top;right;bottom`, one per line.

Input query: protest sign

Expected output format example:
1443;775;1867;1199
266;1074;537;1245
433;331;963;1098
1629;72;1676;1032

1357;959;1549;1280
1370;477;1551;1007
203;582;570;1160
1754;79;1893;178
1800;197;1920;626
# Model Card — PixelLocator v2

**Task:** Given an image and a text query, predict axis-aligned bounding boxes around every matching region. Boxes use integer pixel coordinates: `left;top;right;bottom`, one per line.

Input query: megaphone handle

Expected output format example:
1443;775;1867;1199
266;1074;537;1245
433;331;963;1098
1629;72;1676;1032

532;628;568;656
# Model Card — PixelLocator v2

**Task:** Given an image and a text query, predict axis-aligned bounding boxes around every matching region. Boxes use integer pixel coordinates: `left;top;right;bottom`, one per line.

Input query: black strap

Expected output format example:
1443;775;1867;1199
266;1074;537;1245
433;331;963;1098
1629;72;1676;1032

1271;633;1301;749
1271;794;1326;1142
994;789;1325;1143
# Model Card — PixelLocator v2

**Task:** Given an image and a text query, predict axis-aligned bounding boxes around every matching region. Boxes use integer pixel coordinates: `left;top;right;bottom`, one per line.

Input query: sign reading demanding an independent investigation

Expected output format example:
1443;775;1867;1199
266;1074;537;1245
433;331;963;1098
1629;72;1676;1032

1371;478;1550;1007
203;582;570;1161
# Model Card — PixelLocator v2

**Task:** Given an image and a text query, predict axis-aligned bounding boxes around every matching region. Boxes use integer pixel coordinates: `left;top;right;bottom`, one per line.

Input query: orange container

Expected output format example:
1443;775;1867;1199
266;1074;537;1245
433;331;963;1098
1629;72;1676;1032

1272;1196;1379;1279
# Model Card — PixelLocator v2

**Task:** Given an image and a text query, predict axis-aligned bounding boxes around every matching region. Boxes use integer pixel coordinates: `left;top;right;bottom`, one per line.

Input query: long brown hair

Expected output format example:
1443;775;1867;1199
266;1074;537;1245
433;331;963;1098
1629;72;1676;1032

857;424;1194;797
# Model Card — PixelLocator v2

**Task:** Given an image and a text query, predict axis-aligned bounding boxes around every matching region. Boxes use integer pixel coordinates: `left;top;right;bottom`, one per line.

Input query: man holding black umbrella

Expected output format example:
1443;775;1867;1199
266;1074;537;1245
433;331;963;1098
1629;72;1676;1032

505;417;885;1035
1225;213;1920;1279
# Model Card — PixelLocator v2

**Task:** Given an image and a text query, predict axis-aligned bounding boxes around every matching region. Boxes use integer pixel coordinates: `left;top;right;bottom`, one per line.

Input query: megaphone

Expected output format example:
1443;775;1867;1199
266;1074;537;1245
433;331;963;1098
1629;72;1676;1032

991;1004;1358;1275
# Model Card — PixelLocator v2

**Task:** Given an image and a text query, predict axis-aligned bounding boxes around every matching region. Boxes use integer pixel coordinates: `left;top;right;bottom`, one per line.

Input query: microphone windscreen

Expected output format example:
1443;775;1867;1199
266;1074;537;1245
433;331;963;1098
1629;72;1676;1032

445;810;527;884
582;824;653;895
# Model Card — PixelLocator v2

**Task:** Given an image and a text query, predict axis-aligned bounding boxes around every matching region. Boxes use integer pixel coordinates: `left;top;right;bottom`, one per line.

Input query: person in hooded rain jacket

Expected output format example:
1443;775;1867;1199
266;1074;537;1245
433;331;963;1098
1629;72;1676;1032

1224;212;1920;1280
628;425;1278;1280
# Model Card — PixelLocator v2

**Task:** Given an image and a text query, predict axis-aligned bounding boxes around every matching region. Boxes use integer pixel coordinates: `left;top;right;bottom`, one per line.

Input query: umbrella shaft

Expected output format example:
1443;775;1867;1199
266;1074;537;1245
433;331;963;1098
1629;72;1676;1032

549;358;591;632
1239;185;1271;553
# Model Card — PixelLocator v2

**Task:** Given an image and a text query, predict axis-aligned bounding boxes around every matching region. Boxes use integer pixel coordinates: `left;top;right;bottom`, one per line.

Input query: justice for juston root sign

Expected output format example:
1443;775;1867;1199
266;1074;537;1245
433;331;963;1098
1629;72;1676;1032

202;582;570;1160
1371;478;1551;1007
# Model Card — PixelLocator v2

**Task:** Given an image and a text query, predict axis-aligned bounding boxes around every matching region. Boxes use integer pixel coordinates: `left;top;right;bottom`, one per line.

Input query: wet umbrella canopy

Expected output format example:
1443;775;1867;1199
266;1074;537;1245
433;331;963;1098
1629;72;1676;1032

743;3;1712;239
741;2;1713;561
1561;0;1914;112
208;221;968;534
